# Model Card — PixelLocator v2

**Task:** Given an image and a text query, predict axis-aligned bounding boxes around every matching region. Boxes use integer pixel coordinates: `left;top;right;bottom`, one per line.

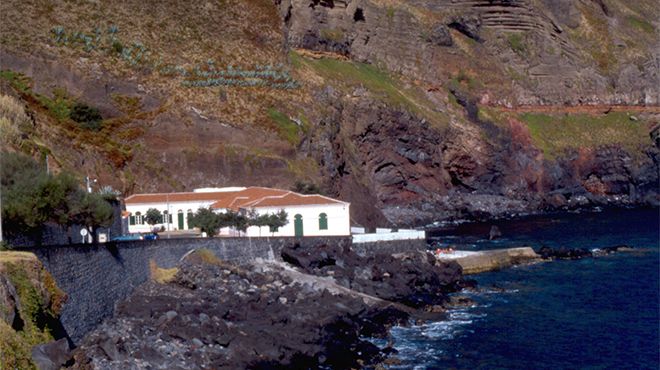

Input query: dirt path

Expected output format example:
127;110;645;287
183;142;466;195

486;104;660;114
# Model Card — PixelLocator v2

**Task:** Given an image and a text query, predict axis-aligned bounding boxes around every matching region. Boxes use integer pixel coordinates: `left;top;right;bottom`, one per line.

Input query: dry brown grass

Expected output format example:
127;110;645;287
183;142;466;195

149;260;178;284
0;94;31;148
0;252;39;274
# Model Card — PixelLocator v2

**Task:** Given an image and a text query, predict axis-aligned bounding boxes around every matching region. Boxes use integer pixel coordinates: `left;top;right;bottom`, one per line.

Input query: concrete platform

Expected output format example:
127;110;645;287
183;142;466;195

435;247;542;274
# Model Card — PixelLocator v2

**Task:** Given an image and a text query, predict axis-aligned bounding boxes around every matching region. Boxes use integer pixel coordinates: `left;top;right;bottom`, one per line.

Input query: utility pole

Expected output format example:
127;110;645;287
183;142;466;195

0;151;3;243
86;176;97;193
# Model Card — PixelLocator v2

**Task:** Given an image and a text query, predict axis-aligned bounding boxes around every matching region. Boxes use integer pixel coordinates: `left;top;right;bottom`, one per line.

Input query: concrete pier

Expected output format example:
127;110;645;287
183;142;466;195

435;247;542;274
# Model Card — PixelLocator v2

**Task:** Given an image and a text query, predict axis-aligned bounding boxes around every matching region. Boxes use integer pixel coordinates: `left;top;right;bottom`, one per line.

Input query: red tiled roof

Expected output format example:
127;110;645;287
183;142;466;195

241;192;347;209
125;187;349;209
210;187;289;210
125;191;238;204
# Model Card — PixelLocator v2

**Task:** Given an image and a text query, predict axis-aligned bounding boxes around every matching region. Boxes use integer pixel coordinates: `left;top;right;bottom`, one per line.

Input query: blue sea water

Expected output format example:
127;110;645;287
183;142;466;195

389;208;659;369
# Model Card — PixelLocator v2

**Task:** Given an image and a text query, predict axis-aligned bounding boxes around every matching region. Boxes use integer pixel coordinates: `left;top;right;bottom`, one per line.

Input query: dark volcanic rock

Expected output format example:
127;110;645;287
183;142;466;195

538;246;592;259
489;225;502;240
538;245;635;260
282;243;464;308
71;252;425;369
31;338;71;370
448;14;482;41
427;24;453;46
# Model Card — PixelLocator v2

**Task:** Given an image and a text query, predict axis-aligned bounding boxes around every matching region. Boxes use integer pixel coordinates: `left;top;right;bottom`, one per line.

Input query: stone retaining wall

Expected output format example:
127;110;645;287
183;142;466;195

23;236;351;344
351;238;427;256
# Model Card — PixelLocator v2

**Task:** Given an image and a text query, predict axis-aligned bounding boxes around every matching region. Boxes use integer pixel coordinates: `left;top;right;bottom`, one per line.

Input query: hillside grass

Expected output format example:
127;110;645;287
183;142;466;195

267;108;304;146
518;112;649;159
290;51;448;127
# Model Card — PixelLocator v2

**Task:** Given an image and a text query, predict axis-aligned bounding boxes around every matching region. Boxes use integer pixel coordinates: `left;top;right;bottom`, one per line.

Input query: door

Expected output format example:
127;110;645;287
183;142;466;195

178;212;184;230
294;214;303;237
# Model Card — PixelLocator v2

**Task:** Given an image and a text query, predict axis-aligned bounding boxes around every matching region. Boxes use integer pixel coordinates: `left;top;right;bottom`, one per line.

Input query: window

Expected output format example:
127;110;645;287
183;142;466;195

186;209;194;228
269;225;279;233
135;212;143;225
319;213;328;230
163;210;171;224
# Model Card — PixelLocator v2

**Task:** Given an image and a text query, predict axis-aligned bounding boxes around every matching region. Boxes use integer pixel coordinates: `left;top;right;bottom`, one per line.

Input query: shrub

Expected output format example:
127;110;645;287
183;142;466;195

507;33;526;55
111;40;123;54
69;102;103;131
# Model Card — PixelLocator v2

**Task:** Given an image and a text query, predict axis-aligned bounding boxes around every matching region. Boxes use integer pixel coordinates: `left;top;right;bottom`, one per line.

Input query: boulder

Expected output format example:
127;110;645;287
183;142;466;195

489;225;502;240
31;338;71;370
427;24;453;46
448;15;482;41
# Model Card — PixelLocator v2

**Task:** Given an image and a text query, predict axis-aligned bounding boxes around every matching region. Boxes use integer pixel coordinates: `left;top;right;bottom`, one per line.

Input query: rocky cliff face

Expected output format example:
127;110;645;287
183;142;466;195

0;0;657;227
278;0;658;106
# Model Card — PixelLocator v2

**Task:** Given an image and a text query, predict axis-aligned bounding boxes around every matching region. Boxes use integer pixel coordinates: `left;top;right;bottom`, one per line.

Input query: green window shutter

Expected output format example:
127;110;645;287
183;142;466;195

129;215;135;225
319;213;328;230
269;225;279;232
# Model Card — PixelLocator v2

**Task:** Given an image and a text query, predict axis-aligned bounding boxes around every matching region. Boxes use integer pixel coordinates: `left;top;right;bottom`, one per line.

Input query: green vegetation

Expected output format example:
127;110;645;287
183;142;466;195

626;16;654;33
518;112;649;160
188;207;288;237
291;51;447;125
507;33;527;55
144;208;163;227
292;180;321;195
0;252;66;369
1;70;136;167
70;102;103;131
49;25;299;90
188;207;225;237
0;321;36;370
1;152;114;243
267;108;304;145
449;69;481;92
0;70;30;93
386;6;396;20
320;28;344;42
1;70;103;129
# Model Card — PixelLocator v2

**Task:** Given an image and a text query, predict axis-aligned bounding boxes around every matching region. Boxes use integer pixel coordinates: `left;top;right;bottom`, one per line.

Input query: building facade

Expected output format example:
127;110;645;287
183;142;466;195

124;187;351;237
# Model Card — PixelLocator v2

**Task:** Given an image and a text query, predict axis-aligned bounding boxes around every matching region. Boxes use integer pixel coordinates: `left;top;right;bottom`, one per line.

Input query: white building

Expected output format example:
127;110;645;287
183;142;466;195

124;187;351;237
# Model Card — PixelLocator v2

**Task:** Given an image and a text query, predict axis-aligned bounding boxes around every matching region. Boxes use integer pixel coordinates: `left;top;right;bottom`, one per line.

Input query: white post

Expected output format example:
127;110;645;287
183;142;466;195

166;193;170;239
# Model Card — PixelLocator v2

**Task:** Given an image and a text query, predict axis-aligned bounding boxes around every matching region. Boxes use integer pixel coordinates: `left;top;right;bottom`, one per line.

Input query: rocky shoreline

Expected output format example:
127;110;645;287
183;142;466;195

60;242;640;369
68;246;470;369
3;239;638;369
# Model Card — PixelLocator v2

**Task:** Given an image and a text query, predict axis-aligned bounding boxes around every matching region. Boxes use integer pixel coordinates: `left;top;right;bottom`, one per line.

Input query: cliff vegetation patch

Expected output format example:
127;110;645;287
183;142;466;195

0;252;67;370
290;51;447;126
520;112;649;160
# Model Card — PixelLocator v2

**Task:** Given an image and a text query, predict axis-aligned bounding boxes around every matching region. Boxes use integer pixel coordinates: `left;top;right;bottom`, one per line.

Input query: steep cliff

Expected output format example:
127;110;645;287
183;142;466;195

1;0;657;227
0;251;68;369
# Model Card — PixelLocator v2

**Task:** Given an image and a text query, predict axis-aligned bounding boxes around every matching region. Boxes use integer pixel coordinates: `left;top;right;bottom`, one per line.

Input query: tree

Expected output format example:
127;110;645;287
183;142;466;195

144;208;162;228
68;191;114;242
244;209;288;236
188;207;223;237
226;210;248;236
269;209;288;234
1;152;115;244
292;181;321;195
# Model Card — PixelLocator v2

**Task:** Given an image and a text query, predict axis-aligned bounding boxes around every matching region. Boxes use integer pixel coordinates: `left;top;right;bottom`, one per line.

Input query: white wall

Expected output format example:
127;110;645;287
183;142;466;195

352;230;426;243
127;200;351;237
126;200;217;233
244;203;350;237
